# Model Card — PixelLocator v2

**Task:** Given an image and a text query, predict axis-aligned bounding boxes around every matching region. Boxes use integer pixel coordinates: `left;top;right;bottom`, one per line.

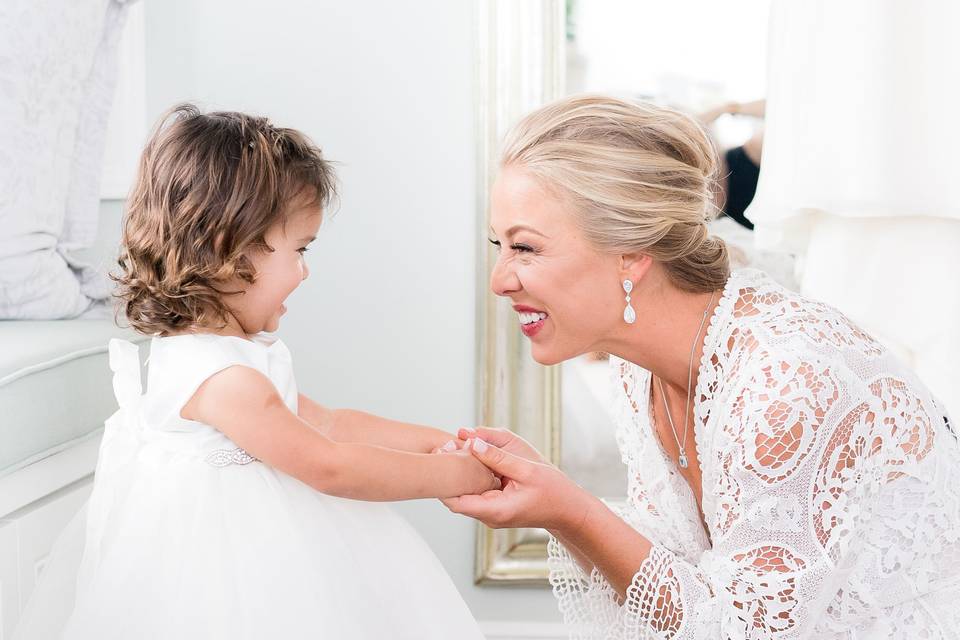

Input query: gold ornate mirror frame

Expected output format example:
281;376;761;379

474;0;566;586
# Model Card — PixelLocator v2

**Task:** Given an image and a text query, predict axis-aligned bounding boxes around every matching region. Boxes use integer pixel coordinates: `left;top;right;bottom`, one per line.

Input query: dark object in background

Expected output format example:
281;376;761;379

723;145;759;230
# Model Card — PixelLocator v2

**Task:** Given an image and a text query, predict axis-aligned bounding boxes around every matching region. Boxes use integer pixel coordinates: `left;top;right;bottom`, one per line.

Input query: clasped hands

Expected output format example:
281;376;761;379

431;427;594;534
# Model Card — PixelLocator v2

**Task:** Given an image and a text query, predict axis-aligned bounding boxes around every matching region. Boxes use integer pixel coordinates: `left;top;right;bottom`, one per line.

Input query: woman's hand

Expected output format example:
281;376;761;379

432;427;545;495
440;438;598;533
432;426;542;461
456;427;546;464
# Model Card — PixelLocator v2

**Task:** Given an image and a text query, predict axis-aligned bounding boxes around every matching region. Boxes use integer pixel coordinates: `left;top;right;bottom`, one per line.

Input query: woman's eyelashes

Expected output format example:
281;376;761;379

487;238;536;254
297;247;310;254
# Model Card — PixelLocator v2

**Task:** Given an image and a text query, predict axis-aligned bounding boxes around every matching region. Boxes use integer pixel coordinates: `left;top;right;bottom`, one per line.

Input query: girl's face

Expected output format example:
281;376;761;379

488;166;626;365
229;205;322;335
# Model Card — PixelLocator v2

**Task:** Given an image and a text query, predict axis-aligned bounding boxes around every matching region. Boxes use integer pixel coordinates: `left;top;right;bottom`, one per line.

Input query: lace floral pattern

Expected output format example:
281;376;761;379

549;269;960;639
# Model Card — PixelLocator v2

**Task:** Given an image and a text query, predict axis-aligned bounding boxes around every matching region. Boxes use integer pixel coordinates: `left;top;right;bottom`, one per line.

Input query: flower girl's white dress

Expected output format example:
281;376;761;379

15;334;485;640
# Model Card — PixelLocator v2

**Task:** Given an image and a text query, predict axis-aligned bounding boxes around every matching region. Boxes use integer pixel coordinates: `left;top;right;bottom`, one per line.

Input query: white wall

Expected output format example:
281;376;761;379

134;0;561;627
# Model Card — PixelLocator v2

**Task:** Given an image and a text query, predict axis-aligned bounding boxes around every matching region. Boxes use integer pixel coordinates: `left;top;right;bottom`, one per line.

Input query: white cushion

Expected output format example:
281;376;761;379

0;319;147;476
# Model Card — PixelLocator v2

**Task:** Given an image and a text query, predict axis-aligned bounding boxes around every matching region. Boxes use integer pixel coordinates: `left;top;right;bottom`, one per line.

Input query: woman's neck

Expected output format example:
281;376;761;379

605;278;721;396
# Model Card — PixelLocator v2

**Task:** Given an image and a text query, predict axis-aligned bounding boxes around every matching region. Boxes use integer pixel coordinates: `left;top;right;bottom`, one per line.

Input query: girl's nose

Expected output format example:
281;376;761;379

300;256;310;280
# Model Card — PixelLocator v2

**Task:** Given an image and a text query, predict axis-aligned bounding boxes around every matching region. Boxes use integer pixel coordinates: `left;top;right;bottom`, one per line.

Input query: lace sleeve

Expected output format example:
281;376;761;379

547;499;722;640
547;512;720;639
548;349;940;639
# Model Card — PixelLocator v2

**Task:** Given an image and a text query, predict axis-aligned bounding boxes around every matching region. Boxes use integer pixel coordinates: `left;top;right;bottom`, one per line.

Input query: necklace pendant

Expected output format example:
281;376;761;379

678;451;689;469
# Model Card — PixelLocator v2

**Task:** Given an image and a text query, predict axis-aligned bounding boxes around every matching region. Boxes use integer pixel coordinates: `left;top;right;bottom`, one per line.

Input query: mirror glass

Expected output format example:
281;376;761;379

558;0;796;499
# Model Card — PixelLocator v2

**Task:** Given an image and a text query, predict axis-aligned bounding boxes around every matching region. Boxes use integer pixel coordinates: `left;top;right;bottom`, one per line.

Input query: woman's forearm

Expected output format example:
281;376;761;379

548;528;596;576
555;491;653;599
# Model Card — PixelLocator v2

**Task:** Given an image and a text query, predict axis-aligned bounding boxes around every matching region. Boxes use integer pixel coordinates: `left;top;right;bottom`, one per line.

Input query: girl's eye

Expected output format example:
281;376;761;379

297;247;310;255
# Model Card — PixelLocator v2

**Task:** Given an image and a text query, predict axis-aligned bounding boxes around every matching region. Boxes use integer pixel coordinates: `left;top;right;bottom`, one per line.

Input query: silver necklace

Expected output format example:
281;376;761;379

656;290;716;469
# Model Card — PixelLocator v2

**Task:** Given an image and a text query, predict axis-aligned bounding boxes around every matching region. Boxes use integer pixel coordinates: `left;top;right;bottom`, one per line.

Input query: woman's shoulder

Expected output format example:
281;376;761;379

704;269;906;422
720;268;886;362
713;271;947;428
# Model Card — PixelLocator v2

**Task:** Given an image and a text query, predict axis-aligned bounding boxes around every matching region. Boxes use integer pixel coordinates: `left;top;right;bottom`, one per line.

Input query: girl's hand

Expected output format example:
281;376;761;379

456;427;546;464
430;438;467;454
441;438;596;532
455;448;503;494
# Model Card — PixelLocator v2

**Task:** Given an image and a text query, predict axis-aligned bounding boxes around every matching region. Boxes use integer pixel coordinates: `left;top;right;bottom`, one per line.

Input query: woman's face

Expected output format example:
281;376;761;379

488;166;626;365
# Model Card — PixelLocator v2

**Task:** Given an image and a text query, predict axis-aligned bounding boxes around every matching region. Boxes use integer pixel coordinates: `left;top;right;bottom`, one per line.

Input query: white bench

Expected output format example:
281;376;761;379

0;320;146;637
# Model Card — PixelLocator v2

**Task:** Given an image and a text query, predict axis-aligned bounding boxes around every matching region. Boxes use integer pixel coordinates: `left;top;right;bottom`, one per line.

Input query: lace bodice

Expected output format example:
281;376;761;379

549;268;960;639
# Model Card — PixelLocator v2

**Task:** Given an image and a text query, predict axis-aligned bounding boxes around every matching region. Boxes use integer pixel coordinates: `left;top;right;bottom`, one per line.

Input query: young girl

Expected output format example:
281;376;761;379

15;105;496;639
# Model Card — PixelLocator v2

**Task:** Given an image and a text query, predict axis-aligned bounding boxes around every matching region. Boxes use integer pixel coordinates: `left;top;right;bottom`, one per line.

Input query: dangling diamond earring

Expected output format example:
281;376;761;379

622;279;636;324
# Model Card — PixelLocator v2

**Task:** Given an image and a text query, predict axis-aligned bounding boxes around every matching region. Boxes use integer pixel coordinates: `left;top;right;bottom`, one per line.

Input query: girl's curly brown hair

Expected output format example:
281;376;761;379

113;104;337;336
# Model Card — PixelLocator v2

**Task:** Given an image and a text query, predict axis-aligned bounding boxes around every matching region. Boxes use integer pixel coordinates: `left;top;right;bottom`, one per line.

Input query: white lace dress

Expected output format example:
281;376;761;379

15;333;485;640
548;268;960;639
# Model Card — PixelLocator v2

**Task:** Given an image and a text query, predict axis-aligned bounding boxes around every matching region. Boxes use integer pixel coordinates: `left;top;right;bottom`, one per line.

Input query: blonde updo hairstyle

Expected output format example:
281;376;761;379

500;94;729;293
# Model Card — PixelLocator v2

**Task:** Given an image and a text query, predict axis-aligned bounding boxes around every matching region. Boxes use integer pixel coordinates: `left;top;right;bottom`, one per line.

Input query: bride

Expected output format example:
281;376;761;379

445;94;960;639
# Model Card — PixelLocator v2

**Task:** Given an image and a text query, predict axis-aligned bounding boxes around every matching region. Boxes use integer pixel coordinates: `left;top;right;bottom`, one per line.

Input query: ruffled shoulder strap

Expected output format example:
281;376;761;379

108;338;143;411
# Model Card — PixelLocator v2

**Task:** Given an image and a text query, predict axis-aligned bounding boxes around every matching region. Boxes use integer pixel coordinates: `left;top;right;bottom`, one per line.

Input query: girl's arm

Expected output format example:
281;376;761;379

183;366;498;501
298;393;460;453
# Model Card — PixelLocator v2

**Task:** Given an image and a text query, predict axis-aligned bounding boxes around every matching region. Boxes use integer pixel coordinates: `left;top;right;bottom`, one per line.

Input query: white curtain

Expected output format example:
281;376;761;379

749;0;960;251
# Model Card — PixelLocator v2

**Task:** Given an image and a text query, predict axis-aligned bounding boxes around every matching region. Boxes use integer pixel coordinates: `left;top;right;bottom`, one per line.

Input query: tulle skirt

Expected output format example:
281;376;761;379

14;423;485;640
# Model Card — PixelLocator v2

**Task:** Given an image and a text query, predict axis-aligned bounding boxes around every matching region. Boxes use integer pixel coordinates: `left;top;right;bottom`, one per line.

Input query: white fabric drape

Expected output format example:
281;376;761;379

749;0;960;252
0;0;133;318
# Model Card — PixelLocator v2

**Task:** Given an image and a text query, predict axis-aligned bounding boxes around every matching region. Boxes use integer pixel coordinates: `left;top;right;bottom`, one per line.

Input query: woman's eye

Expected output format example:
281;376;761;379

488;238;535;254
297;247;309;255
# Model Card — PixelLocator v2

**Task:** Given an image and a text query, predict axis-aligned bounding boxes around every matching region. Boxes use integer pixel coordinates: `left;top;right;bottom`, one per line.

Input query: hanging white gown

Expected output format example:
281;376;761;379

549;269;960;639
14;333;485;640
747;0;960;418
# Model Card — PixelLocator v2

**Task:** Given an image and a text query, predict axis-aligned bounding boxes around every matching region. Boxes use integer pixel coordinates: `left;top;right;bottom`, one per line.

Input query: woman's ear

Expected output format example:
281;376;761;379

619;253;653;284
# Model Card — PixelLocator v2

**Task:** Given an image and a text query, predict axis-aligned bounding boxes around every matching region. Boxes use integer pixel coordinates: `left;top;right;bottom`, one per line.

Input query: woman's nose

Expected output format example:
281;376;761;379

300;256;310;280
489;256;520;297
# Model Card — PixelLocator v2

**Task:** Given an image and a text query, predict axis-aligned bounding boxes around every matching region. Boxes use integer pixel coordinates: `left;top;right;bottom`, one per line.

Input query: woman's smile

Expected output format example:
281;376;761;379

514;304;548;337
